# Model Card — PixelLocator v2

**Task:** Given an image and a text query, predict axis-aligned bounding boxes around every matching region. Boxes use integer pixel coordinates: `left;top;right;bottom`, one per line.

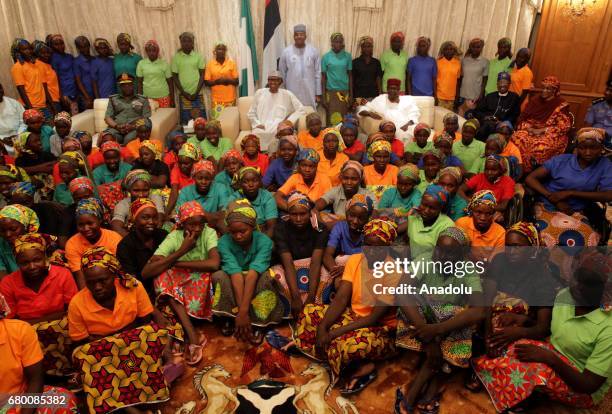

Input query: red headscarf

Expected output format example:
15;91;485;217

518;75;564;124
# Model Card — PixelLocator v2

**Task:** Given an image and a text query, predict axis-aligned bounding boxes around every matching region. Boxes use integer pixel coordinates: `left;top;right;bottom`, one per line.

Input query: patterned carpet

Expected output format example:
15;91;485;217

160;323;611;414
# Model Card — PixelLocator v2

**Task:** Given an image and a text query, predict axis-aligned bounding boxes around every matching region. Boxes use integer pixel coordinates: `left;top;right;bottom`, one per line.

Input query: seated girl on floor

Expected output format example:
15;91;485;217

166;142;199;215
125;117;163;160
131;140;170;189
363;139;398;199
163;130;187;171
262;134;298;192
142;201;219;365
88;129;134;169
415;149;443;194
340;122;365;162
417;131;464;169
404;123;433;164
379;120;405;159
14;131;56;200
53;151;89;206
378;163;422;210
0;204;45;277
49;111;72;157
473;133;522;180
361;132;401;166
190;119;233;164
436;166;468;221
212;149;243;196
317;128;349;187
92;141;132;186
241;134;269;176
297;112;324;152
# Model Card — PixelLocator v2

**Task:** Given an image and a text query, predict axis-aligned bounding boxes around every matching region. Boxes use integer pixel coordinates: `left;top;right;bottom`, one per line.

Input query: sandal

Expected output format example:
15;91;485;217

394;388;414;414
220;319;234;336
185;335;207;366
465;371;483;392
417;393;441;414
340;370;377;395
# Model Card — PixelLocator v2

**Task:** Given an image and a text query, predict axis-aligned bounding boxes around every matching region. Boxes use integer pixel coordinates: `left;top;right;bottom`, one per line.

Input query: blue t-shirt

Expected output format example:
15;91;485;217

327;220;364;255
51;52;77;98
321;50;353;91
91;57;116;98
408;55;437;96
74;54;94;97
262;158;295;188
542;154;612;211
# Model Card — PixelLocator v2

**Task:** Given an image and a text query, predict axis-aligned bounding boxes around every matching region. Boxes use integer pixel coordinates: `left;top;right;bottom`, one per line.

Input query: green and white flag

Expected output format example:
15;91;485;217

239;0;259;96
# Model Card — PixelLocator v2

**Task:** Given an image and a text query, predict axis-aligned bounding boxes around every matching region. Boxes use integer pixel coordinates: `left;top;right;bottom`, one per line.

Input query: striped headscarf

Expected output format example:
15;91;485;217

9;182;36;198
75;197;104;220
54;111;72;125
346;193;375;215
467;190;497;214
367;139;392;160
191;160;216;177
576;127;605;144
398;163;421;183
508;221;540;247
178;142;201;160
69;177;94;195
81;246;139;289
129;198;157;221
437;166;463;184
176;201;205;227
287;191;311;210
363;218;398;245
423;184;450;209
341;160;364;179
0;204;39;233
297;148;320;164
123;169;151;190
439;226;470;246
14;233;47;256
140;140;161;159
225;199;257;227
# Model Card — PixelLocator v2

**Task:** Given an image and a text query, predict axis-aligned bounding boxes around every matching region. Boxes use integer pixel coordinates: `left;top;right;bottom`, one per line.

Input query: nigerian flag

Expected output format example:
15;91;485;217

239;0;259;96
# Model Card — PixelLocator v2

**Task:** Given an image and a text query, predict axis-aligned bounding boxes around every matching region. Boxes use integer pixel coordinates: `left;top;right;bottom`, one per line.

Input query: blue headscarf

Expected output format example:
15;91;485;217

424;184;450;210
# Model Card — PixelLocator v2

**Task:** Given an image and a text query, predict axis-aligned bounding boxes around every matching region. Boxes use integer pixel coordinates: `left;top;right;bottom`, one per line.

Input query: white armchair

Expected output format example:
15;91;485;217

70;98;178;144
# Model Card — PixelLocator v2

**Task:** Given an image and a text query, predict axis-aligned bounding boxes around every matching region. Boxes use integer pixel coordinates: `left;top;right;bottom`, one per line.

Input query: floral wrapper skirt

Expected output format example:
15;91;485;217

154;267;213;320
33;317;73;376
270;257;336;305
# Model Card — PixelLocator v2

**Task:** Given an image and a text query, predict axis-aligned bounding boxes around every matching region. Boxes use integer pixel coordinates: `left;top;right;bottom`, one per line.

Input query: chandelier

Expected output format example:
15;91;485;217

561;0;599;20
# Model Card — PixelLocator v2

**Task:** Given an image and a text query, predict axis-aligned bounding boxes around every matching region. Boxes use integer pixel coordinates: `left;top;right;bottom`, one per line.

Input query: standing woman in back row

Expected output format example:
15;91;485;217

484;38;512;95
113;33;141;86
321;33;352;126
172;32;206;125
137;40;174;108
204;42;238;119
10;39;50;114
48;34;78;114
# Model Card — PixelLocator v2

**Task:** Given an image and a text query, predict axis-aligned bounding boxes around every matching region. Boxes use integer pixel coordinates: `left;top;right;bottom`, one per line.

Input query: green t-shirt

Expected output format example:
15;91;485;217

114;53;142;79
176;183;230;212
405;141;434;155
321;50;352;91
550;288;612;403
452;140;485;173
416;170;438;194
380;49;408;91
227;189;278;225
217;231;272;275
171;50;205;94
485;57;511;95
0;237;17;273
187;136;233;161
378;187;422;210
136;58;172;98
154;225;218;262
92;162;133;185
407;213;454;259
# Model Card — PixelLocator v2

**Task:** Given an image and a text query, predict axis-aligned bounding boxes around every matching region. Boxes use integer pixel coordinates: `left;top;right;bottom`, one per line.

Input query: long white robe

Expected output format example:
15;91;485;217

278;44;321;107
358;94;421;142
247;88;304;151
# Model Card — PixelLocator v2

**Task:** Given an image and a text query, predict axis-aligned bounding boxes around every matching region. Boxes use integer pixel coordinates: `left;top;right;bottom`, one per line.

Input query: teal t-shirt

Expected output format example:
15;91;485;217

447;194;468;221
378;187;422;210
92;162;133;185
217;231;272;275
176;183;229;212
40;124;54;153
114;53;142;79
228;189;278;225
53;182;73;206
321;50;353;91
0;238;17;273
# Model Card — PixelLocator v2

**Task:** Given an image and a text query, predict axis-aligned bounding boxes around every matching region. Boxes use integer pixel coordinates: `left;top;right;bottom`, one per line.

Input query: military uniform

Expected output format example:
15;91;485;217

105;73;152;144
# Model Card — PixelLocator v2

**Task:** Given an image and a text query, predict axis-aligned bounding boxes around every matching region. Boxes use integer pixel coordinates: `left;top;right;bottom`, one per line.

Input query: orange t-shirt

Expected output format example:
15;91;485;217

297;130;324;152
0;319;44;393
436;58;461;101
500;141;523;164
35;60;60;102
88;147;133;169
316;151;349;186
67;279;154;341
204;58;238;104
278;173;332;203
125;138;164;159
509;65;533;96
456;216;505;261
65;228;123;272
363;164;398;187
11;61;46;108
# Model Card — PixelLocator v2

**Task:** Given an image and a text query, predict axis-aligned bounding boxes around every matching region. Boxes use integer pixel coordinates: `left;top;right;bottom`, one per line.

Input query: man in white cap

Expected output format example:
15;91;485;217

247;71;304;151
279;24;321;108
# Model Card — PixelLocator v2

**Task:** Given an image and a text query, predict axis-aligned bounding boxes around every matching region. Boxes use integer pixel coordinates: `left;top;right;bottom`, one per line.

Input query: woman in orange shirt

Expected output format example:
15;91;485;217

363;138;398;199
297;113;324;151
10;39;50;115
68;246;171;414
204;43;238;119
436;41;462;111
317;128;349;186
294;218;399;395
276;149;333;209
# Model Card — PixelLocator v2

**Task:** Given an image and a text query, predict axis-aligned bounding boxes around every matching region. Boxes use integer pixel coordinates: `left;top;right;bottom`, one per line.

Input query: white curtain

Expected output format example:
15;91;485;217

0;0;536;99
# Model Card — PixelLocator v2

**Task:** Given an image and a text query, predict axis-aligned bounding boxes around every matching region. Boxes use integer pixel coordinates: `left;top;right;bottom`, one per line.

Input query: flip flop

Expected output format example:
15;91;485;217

394;388;414;414
340;369;377;395
185;335;207;366
417;393;441;414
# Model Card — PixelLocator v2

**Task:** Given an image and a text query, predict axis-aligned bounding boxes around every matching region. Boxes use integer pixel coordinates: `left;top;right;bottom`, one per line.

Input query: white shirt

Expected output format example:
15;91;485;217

358;94;421;142
0;96;26;139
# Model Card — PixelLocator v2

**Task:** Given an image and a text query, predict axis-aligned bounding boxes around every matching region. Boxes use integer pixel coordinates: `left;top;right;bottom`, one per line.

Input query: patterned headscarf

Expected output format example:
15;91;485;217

367;139;392;160
0;204;40;233
346;194;375;215
422;148;445;164
486;133;508;151
75;197;104;220
297;148;320;164
177;201;205;227
463;118;480;132
13;132;35;157
576;127;605;144
330;32;344;42
14;233;47;256
413;122;431;137
321;128;345;151
220;149;243;165
241;134;260;150
365;132;386;147
276;120;294;135
11;38;30;63
359;35;374;46
71;129;92;142
9;182;36;198
0;165;22;181
81;246;139;289
438;41;461;58
541;75;561;95
398;163;421;183
390;32;405;43
287;191;312;210
123;169;151;189
423;184;450;209
53;111;72;126
133;117;152;131
235;166;260;182
225;199;257;227
117;33;134;49
140;140;161;159
341;160;364;179
129;198;157;221
144;39;159;51
58;151;86;171
93;38;113;52
32;40;51;58
101;140;121;155
178;142;201;160
279;134;299;149
508;221;540;247
23;109;44;123
467;190;497;214
62;137;82;152
193;117;207;129
437;166;463;184
363;218;398;245
433;132;454;146
206;119;222;133
192;160;216;177
69;176;94;195
439;226;470;246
